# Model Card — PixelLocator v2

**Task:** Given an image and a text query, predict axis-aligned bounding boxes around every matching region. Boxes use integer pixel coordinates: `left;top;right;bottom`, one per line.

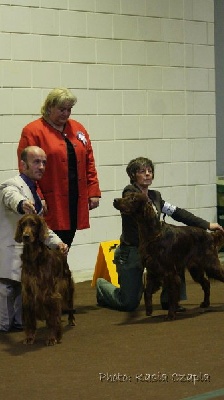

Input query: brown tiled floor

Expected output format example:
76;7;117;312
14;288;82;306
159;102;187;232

1;264;224;400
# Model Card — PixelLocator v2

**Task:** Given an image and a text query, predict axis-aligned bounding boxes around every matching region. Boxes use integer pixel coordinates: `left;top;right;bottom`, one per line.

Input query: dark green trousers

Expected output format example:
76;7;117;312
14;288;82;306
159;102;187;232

96;243;187;312
96;244;143;311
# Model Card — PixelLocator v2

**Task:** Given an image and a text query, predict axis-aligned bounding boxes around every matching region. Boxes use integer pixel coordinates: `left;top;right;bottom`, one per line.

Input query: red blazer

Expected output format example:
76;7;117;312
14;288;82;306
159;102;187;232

17;118;101;230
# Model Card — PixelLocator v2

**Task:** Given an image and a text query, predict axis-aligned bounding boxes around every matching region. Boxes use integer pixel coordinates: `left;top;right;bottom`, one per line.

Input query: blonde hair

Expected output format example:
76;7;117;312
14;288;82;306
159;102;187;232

41;88;77;117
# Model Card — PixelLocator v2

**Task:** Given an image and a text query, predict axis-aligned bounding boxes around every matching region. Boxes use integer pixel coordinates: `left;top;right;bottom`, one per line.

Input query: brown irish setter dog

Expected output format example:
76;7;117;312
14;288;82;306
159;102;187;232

113;192;224;320
15;214;75;345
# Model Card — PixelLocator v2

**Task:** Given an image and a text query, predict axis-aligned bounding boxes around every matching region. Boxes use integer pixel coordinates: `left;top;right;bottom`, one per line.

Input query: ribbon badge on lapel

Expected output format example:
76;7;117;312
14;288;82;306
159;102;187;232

77;131;87;146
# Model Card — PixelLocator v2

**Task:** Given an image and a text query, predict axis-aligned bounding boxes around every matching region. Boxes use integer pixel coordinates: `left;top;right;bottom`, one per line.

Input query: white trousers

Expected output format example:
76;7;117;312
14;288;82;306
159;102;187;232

0;280;22;331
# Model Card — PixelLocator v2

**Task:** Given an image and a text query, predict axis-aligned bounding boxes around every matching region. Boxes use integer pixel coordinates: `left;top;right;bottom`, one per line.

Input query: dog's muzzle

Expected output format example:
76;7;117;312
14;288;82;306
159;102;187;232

22;233;31;242
113;198;120;210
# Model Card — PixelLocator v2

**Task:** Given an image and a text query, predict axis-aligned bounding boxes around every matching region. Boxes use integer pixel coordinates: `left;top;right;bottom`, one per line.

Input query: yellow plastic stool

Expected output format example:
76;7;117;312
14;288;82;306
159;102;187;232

91;240;120;287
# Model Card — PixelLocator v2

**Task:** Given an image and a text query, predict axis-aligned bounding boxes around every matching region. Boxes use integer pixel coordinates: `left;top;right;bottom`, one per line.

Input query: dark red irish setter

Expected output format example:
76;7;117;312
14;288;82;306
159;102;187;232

113;192;224;320
15;214;75;345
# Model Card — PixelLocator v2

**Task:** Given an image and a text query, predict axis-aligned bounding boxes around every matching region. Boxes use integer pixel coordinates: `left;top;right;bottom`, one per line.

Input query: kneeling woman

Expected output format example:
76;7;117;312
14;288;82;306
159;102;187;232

96;157;222;312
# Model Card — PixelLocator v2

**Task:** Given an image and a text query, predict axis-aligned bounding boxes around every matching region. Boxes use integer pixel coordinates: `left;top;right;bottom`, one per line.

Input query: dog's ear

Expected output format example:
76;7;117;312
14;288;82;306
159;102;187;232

140;193;148;201
14;219;23;243
134;192;148;204
38;216;49;242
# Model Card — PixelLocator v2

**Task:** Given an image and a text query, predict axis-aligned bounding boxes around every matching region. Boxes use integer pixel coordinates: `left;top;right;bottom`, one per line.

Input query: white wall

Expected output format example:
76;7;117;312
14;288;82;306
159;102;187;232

0;0;216;282
214;0;224;176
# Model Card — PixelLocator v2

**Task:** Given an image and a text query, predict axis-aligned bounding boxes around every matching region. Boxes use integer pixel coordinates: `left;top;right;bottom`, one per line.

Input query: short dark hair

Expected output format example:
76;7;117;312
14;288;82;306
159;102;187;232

126;157;155;184
20;148;29;163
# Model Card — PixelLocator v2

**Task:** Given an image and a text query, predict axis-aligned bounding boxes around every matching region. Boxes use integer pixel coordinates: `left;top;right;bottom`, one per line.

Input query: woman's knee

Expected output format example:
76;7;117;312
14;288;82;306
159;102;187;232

121;295;141;311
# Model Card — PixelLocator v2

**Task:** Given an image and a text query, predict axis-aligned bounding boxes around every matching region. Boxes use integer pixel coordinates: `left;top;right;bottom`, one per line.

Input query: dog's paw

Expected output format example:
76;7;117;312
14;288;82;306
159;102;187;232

165;311;176;321
46;337;58;346
68;317;76;326
23;336;35;345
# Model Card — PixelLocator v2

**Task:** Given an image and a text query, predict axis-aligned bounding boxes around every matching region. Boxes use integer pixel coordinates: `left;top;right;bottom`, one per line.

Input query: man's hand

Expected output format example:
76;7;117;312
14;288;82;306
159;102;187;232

22;200;36;214
57;242;69;256
41;199;48;215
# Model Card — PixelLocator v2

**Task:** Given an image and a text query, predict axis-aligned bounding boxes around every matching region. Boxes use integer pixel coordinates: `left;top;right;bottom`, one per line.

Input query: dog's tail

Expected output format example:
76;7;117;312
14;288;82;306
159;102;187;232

212;230;224;251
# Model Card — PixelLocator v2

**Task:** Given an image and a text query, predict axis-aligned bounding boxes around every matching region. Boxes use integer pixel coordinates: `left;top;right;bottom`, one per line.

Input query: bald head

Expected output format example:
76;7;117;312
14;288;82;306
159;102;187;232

20;146;46;163
20;146;47;181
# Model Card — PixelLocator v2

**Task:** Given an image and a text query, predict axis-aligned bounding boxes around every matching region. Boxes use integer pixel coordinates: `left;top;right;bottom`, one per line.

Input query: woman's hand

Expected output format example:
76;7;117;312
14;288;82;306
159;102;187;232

89;197;100;210
209;222;224;232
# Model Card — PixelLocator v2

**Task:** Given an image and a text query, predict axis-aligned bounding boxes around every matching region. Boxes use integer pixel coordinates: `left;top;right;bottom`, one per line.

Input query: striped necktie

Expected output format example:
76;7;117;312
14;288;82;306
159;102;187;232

30;184;42;214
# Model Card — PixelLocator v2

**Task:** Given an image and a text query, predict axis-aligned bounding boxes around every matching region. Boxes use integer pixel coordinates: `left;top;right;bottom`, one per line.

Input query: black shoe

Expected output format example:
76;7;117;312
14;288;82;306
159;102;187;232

176;305;186;312
97;296;105;307
161;302;186;312
161;302;169;310
12;324;23;331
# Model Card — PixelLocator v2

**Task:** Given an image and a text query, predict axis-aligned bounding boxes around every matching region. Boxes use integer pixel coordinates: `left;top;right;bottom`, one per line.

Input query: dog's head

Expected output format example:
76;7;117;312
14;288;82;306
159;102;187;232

113;192;149;215
15;214;49;244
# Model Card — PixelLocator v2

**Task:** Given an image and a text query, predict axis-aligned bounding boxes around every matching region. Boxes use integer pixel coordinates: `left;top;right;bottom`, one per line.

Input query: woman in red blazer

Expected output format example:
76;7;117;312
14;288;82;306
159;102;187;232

17;88;101;247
